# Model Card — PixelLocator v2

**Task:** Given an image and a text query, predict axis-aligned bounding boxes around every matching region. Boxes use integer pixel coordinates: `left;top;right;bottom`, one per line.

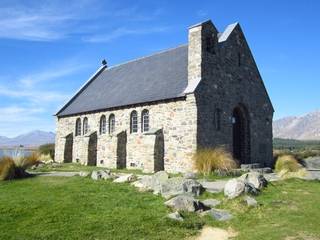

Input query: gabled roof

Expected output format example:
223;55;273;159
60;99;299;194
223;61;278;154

57;45;188;117
56;22;240;117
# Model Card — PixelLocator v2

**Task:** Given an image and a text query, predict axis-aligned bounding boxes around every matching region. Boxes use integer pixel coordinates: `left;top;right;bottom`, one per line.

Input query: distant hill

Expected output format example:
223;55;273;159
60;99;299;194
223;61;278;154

273;110;320;140
0;130;55;147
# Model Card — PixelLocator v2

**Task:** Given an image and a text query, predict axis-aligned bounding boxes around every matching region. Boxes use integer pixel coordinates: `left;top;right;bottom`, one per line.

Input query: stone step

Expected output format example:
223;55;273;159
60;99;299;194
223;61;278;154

240;163;261;170
249;167;273;174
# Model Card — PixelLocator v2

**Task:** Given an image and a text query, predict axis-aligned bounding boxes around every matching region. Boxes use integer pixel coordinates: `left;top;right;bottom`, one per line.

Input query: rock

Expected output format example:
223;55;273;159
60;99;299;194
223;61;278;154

224;179;245;199
264;173;281;182
165;195;204;212
100;170;114;180
203;209;233;221
160;177;203;199
79;171;90;177
131;172;168;192
239;172;268;190
244;183;260;195
91;170;102;180
304;157;320;169
183;172;198;179
182;179;204;197
154;171;169;182
201;199;221;208
113;174;137;183
244;196;258;207
167;211;184;221
199;180;227;193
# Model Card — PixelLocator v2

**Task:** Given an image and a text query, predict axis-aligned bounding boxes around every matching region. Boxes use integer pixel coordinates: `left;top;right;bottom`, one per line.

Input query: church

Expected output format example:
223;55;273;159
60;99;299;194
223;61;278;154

54;20;274;173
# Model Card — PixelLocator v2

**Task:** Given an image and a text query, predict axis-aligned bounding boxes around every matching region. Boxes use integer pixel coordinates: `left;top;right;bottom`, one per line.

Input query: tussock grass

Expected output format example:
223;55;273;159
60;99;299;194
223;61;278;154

193;148;238;175
0;151;39;181
275;154;302;173
0;157;16;180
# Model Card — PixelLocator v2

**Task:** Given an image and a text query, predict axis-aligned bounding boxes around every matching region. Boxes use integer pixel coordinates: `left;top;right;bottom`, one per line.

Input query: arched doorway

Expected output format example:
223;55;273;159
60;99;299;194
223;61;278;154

64;133;73;163
232;105;250;164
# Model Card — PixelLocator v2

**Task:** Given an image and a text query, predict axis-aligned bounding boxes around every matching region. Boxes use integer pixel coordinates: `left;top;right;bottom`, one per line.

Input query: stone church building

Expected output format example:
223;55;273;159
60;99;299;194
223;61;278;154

55;20;274;173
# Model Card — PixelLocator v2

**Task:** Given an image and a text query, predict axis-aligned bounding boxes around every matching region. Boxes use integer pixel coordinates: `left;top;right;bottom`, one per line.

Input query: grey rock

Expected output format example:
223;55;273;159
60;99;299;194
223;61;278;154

244;196;258;207
244;182;260;195
91;170;102;180
304;157;320;169
167;211;184;221
79;171;90;177
183;172;198;179
131;171;168;192
113;174;137;183
264;173;281;182
201;199;221;208
204;209;233;221
241;163;261;170
165;195;204;212
100;170;114;180
239;172;268;190
160;177;203;199
224;179;245;199
199;180;227;193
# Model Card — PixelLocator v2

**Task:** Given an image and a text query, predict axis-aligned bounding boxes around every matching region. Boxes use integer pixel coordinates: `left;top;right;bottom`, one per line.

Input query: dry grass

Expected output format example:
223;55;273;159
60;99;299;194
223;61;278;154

193;147;238;175
275;154;302;173
12;152;40;170
0;152;40;181
0;156;16;180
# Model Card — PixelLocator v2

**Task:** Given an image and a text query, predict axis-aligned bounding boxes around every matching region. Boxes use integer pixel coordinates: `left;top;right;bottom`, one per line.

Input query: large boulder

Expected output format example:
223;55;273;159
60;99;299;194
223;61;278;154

131;171;168;192
304;157;320;169
160;177;203;199
165;195;204;212
239;172;268;190
113;174;137;183
201;199;221;208
91;170;113;180
224;179;245;199
203;209;233;221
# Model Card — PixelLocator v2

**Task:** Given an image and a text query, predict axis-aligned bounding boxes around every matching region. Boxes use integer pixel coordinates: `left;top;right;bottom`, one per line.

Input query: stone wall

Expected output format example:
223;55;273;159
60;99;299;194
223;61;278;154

55;95;198;173
188;21;274;167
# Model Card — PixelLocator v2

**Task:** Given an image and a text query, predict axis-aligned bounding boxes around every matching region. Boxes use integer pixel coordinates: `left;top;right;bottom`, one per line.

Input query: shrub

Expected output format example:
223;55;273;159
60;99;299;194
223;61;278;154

38;144;55;160
275;154;302;173
0;157;16;180
193;147;238;175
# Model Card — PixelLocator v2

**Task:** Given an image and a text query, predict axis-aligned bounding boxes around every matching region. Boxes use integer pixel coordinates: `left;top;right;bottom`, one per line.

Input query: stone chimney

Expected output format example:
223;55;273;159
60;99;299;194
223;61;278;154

187;20;218;85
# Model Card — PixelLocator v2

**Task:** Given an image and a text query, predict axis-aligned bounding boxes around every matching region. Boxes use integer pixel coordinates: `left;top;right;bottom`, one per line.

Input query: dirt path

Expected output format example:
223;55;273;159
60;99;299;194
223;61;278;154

191;226;238;240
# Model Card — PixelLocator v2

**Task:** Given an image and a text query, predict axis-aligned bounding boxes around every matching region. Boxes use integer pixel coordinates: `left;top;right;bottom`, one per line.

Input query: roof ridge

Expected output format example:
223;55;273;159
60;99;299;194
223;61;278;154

105;44;188;71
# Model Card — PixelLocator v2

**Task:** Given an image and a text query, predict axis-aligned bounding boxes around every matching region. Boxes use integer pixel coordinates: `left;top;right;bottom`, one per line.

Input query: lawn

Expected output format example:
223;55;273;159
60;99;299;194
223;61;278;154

0;176;319;240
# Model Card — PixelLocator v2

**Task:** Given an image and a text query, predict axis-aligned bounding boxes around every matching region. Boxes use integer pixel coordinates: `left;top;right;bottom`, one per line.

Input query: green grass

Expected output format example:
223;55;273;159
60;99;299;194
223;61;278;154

30;163;148;175
0;177;320;240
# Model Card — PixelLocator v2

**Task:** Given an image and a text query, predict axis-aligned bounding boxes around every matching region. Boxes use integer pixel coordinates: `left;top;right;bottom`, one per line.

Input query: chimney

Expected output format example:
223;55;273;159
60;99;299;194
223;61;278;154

188;20;218;85
101;59;107;67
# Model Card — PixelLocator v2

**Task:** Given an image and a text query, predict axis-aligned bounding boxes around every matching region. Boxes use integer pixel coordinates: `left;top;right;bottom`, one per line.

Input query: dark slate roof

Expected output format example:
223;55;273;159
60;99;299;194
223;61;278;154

57;45;188;117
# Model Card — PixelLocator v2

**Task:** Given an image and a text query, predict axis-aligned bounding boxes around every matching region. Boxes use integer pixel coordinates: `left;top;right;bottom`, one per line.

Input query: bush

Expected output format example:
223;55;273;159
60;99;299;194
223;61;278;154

0;157;16;180
38;144;55;160
275;154;302;173
193;147;238;175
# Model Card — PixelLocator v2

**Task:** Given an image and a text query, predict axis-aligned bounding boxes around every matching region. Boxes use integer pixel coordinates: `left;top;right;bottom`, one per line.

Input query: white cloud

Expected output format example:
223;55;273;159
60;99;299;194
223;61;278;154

84;26;170;43
0;1;166;42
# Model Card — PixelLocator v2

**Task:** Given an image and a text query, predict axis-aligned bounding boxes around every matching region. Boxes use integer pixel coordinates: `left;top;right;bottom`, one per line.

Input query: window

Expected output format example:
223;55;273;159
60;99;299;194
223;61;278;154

141;109;149;132
83;117;89;135
238;52;241;67
75;118;81;136
109;114;115;134
214;108;222;131
100;115;106;134
130;111;138;133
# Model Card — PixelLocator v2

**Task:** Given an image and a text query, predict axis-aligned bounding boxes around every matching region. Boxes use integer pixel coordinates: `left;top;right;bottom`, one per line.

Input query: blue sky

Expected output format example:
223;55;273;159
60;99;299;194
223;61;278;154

0;0;319;137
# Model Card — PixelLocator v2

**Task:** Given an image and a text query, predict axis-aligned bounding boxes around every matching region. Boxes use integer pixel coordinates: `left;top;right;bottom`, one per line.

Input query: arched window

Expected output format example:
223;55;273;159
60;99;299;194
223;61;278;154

100;115;106;134
238;52;241;67
130;111;138;133
83;117;89;135
214;108;222;131
75;118;81;136
141;109;149;132
109;114;115;134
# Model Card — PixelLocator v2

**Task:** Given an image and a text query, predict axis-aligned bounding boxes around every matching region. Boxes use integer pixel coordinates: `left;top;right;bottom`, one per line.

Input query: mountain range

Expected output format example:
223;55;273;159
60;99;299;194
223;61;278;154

0;130;55;147
273;110;320;140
